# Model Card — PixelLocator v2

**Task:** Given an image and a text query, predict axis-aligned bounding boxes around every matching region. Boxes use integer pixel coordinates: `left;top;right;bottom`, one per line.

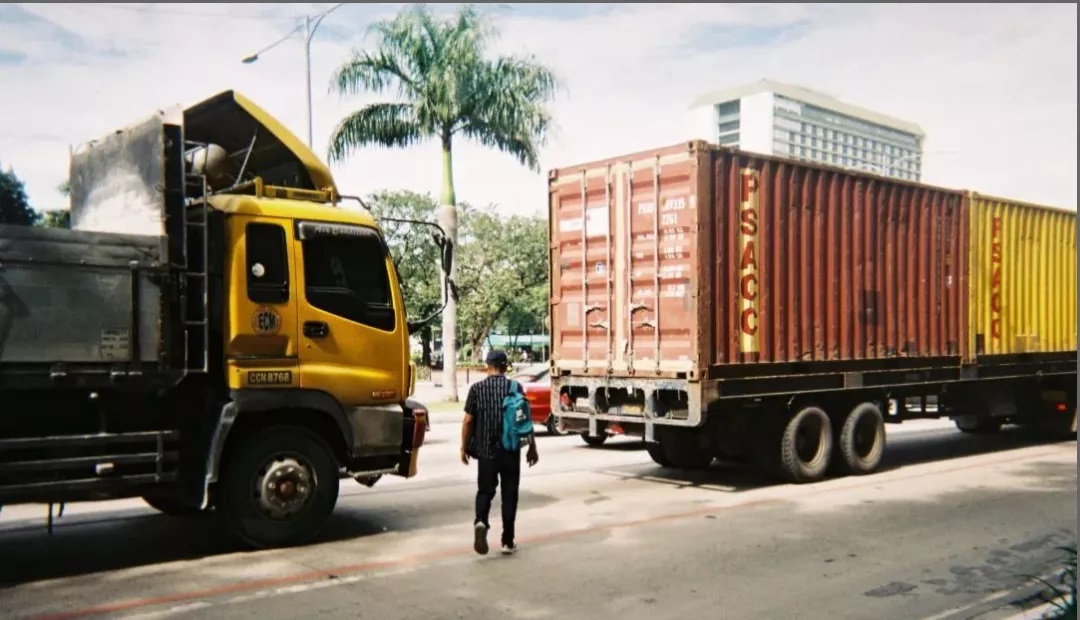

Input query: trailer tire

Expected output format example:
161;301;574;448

645;442;673;467
777;406;833;484
582;433;608;447
659;428;714;470
836;402;886;476
954;416;1003;434
218;426;340;549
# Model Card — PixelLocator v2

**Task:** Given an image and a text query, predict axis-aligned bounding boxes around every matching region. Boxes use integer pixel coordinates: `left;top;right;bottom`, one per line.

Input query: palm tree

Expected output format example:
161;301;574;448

327;3;560;402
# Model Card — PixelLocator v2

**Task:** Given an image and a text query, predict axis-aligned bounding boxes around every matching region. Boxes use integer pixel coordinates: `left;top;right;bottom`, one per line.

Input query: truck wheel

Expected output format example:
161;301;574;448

955;416;1003;434
645;442;673;467
142;494;203;517
659;428;714;470
836;402;886;476
777;406;833;483
582;433;608;447
546;415;570;436
218;426;340;549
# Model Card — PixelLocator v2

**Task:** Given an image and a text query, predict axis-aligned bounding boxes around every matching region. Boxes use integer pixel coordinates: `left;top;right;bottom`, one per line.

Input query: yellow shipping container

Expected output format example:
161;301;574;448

968;193;1077;358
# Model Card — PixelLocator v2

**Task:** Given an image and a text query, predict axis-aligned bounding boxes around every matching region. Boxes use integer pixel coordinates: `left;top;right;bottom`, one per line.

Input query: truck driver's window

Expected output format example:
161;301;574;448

302;233;395;332
246;223;289;304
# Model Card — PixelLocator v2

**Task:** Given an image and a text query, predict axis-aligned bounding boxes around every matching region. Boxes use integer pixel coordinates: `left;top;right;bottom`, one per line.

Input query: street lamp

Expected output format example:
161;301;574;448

241;3;345;147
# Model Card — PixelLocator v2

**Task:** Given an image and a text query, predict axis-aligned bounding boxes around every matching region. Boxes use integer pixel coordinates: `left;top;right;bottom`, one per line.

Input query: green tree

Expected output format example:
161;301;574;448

454;208;547;363
326;3;560;401
0;165;40;226
368;189;446;366
37;180;71;228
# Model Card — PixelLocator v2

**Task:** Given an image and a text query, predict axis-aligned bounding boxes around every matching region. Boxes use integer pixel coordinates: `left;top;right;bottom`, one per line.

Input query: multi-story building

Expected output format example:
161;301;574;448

688;79;925;181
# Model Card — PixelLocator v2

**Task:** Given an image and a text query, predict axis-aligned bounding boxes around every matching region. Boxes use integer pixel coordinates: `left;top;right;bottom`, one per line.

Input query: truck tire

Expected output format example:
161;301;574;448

142;494;203;517
546;415;570;436
582;433;608;447
954;416;1003;434
645;442;673;467
776;406;833;484
659;428;714;470
835;402;886;476
218;426;340;549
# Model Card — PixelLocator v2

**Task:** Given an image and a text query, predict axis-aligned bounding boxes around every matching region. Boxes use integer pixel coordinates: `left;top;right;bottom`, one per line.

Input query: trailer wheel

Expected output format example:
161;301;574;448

546;415;570;436
954;416;1003;434
836;402;886;476
581;433;608;447
659;428;714;470
218;426;340;549
645;442;673;467
777;406;833;483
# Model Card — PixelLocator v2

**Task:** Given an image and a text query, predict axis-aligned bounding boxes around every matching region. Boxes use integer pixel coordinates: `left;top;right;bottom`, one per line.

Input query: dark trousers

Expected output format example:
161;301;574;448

475;449;521;545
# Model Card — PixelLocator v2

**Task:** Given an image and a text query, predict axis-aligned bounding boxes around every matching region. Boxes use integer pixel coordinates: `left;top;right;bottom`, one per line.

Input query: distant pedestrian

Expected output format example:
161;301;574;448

460;349;539;555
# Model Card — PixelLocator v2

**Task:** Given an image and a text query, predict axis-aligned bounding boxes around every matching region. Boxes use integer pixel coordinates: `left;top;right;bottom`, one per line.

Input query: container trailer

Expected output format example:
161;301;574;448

0;91;452;547
548;140;1076;483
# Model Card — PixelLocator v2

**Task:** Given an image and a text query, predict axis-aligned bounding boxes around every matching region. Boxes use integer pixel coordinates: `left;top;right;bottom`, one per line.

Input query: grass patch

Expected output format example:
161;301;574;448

1030;545;1077;619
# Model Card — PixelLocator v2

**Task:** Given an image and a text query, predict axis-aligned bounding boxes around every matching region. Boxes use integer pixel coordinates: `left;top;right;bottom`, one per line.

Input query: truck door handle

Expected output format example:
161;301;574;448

303;321;329;338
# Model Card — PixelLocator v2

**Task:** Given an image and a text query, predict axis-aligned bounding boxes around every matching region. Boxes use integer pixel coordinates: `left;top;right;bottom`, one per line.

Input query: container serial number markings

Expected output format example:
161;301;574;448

246;371;293;386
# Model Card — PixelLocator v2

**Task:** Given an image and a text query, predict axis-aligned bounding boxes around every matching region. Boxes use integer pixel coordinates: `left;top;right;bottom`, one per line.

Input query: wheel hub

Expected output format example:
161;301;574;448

255;457;314;519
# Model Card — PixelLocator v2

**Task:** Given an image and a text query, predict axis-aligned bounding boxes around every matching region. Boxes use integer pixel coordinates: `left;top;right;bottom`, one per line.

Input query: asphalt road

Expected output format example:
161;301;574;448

0;418;1075;620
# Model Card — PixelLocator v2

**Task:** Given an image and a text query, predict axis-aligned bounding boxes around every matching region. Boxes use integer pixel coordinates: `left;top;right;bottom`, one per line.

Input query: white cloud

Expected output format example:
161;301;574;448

0;2;1075;218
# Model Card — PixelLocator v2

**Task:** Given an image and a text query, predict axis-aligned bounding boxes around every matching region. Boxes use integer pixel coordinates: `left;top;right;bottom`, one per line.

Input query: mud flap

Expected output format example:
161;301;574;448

395;402;428;478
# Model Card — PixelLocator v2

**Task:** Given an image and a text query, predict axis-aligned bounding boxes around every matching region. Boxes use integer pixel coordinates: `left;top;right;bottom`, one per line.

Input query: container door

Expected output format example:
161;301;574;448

618;152;699;375
293;221;408;407
551;169;615;372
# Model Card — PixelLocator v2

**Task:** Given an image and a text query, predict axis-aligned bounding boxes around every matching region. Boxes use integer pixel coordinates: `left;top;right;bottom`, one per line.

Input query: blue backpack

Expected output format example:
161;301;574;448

500;380;533;451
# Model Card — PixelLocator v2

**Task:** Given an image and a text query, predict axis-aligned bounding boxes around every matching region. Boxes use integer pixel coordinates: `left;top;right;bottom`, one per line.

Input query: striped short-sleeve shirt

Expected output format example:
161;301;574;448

464;375;512;459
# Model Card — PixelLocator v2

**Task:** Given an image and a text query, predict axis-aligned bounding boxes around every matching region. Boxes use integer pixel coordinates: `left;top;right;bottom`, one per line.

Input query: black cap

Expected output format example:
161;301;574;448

484;349;509;367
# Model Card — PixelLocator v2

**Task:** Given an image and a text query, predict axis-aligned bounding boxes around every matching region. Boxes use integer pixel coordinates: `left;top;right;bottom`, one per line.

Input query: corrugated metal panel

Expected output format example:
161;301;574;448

549;142;704;377
967;194;1077;357
710;150;967;366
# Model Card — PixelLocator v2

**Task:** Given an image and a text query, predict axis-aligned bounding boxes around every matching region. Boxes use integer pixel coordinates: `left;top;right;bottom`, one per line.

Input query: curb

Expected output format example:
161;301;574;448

1000;601;1063;620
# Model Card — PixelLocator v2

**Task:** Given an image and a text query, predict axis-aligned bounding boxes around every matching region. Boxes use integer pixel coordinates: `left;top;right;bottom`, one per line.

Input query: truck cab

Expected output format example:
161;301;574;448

0;91;440;548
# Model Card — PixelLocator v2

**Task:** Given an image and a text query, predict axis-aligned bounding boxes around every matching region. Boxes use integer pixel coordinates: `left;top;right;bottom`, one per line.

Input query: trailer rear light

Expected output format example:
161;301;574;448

1056;402;1068;413
559;393;572;410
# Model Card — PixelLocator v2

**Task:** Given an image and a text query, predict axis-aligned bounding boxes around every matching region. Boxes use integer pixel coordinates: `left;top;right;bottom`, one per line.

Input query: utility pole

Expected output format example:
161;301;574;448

241;4;344;147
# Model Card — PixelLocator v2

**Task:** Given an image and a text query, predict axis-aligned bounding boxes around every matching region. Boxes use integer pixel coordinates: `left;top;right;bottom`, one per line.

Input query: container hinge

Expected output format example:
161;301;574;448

585;305;602;315
635;320;657;330
589;321;610;330
630;303;650;314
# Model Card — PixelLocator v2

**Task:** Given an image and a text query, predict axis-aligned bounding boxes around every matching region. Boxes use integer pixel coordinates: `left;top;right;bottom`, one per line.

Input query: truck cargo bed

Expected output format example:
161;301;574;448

0;225;168;369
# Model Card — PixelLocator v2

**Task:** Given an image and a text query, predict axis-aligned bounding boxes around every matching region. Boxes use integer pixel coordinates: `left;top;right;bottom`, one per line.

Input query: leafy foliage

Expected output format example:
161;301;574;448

453;207;547;361
327;3;560;397
0;165;40;226
327;4;560;174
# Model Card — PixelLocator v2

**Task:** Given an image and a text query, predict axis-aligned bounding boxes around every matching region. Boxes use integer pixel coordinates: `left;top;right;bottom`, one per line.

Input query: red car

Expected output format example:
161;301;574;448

514;364;568;435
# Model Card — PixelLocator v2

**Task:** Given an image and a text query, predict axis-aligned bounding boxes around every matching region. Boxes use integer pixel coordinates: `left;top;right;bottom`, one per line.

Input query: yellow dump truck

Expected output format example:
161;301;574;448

0;91;447;548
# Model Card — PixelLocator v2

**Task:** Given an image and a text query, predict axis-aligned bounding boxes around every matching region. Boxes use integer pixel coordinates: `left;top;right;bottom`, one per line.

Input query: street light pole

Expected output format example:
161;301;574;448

241;3;344;148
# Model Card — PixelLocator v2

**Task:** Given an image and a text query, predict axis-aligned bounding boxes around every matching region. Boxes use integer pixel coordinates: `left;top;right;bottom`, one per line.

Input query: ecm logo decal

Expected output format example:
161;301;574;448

251;306;282;336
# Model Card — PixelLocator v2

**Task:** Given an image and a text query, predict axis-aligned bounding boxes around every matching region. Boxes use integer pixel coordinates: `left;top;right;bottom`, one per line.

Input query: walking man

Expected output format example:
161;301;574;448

460;349;539;555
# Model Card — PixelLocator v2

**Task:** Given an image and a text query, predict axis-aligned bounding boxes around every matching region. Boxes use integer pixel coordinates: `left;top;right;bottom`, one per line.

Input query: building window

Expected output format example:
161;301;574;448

716;100;740;117
717;120;740;134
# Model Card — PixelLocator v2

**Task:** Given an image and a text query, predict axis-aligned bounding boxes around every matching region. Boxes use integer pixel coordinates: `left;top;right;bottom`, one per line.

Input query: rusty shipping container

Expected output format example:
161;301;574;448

549;141;969;382
967;193;1077;359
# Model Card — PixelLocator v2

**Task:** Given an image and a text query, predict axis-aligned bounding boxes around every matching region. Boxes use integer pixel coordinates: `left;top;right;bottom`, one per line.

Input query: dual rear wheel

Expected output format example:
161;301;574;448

764;402;886;483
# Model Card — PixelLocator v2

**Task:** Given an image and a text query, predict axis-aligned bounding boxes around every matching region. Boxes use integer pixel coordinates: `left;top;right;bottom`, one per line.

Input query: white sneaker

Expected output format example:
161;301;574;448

500;543;517;555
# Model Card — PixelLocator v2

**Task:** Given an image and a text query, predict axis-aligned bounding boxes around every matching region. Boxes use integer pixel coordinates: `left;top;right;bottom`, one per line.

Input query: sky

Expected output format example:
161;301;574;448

0;2;1076;217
